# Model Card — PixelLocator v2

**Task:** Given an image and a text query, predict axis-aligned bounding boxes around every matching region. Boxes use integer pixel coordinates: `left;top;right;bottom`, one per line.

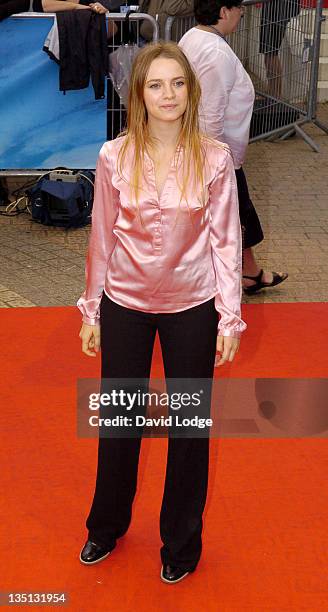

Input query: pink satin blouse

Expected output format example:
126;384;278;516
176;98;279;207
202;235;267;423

77;136;247;338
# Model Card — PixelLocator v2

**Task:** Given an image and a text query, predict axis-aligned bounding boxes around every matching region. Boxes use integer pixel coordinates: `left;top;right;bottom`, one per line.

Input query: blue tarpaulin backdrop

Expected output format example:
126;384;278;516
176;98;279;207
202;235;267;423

0;16;106;169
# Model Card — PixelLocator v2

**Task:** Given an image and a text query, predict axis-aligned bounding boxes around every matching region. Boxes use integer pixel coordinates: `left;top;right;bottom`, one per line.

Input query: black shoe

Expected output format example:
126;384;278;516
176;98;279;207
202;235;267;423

79;540;111;565
243;269;288;295
160;564;190;584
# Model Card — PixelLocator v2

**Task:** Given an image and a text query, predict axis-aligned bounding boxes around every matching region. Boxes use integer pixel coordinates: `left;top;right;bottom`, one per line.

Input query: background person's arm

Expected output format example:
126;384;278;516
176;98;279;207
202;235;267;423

42;0;89;10
197;47;235;142
42;0;110;12
165;0;194;16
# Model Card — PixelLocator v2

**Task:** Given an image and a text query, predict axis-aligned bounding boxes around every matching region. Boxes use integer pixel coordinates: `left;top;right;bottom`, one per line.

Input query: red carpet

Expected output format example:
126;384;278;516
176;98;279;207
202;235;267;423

1;303;328;611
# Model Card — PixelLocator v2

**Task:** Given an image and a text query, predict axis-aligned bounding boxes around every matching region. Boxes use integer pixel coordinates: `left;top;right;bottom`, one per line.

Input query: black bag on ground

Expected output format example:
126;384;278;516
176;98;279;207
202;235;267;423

28;170;94;228
0;179;9;206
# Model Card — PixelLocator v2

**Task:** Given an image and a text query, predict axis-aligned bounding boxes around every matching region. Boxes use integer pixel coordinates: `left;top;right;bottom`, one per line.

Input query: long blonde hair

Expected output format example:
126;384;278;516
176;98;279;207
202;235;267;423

117;42;208;209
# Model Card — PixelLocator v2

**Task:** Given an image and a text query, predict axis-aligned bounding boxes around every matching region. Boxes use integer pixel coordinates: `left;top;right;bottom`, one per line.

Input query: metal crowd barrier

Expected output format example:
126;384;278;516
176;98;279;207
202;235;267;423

107;13;159;141
164;0;328;152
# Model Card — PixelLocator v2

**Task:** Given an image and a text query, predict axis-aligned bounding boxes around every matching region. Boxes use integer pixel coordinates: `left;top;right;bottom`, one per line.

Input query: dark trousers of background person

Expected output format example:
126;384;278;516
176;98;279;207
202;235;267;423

86;294;218;572
235;167;264;250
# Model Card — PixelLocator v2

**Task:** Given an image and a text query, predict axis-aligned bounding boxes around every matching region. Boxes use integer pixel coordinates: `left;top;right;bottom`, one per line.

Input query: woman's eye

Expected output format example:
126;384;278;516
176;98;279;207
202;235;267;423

149;83;160;89
174;81;185;87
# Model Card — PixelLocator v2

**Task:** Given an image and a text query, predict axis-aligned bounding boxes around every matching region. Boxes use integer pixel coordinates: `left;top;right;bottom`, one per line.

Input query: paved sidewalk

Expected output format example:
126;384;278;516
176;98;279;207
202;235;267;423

0;105;327;309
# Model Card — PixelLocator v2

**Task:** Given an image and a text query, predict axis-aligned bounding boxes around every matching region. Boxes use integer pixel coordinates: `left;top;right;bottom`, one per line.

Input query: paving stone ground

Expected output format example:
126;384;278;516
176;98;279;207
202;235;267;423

0;104;327;309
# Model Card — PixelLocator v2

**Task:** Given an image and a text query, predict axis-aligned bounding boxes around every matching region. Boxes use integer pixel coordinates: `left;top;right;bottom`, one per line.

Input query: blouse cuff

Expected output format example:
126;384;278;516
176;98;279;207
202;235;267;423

217;326;244;339
82;315;100;326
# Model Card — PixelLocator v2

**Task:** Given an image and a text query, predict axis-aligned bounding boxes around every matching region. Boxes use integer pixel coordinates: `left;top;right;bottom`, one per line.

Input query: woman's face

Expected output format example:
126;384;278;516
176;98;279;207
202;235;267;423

143;57;188;125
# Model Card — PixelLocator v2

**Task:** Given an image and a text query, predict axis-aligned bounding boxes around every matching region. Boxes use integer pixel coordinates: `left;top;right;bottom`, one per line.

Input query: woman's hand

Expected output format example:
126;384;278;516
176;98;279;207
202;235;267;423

215;335;240;367
89;2;108;13
79;323;101;357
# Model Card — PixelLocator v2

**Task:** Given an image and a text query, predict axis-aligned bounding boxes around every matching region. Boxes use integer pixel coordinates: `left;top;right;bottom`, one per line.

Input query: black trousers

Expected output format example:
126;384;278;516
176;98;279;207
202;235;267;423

86;294;218;571
235;167;264;250
260;0;300;56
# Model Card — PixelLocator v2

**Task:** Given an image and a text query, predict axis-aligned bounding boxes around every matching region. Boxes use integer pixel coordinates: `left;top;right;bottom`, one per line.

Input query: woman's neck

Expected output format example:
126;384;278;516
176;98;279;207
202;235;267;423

147;118;182;155
196;22;227;37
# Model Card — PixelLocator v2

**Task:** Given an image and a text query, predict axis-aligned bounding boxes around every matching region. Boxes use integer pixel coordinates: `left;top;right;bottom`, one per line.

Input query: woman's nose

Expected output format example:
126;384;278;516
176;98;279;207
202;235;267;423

163;84;175;98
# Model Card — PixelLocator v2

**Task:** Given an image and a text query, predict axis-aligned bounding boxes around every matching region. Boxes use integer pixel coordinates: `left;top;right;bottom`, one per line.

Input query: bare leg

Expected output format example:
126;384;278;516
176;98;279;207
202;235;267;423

107;18;117;37
243;247;279;288
264;54;283;98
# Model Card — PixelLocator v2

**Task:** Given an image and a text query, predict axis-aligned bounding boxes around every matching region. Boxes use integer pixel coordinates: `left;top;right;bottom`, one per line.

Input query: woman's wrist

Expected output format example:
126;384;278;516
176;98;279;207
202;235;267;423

82;317;100;326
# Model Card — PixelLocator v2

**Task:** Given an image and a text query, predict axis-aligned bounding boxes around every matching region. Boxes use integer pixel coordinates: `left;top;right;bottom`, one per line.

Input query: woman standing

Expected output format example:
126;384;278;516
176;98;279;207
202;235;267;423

77;42;246;583
179;0;288;294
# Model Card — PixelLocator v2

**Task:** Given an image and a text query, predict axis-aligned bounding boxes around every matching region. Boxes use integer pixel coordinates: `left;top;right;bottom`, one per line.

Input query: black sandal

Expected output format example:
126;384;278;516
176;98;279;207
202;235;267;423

243;269;288;295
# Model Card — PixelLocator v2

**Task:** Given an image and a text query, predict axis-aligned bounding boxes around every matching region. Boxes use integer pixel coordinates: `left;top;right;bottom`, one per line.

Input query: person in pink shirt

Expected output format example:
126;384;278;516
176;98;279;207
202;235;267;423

77;41;246;584
179;0;288;294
